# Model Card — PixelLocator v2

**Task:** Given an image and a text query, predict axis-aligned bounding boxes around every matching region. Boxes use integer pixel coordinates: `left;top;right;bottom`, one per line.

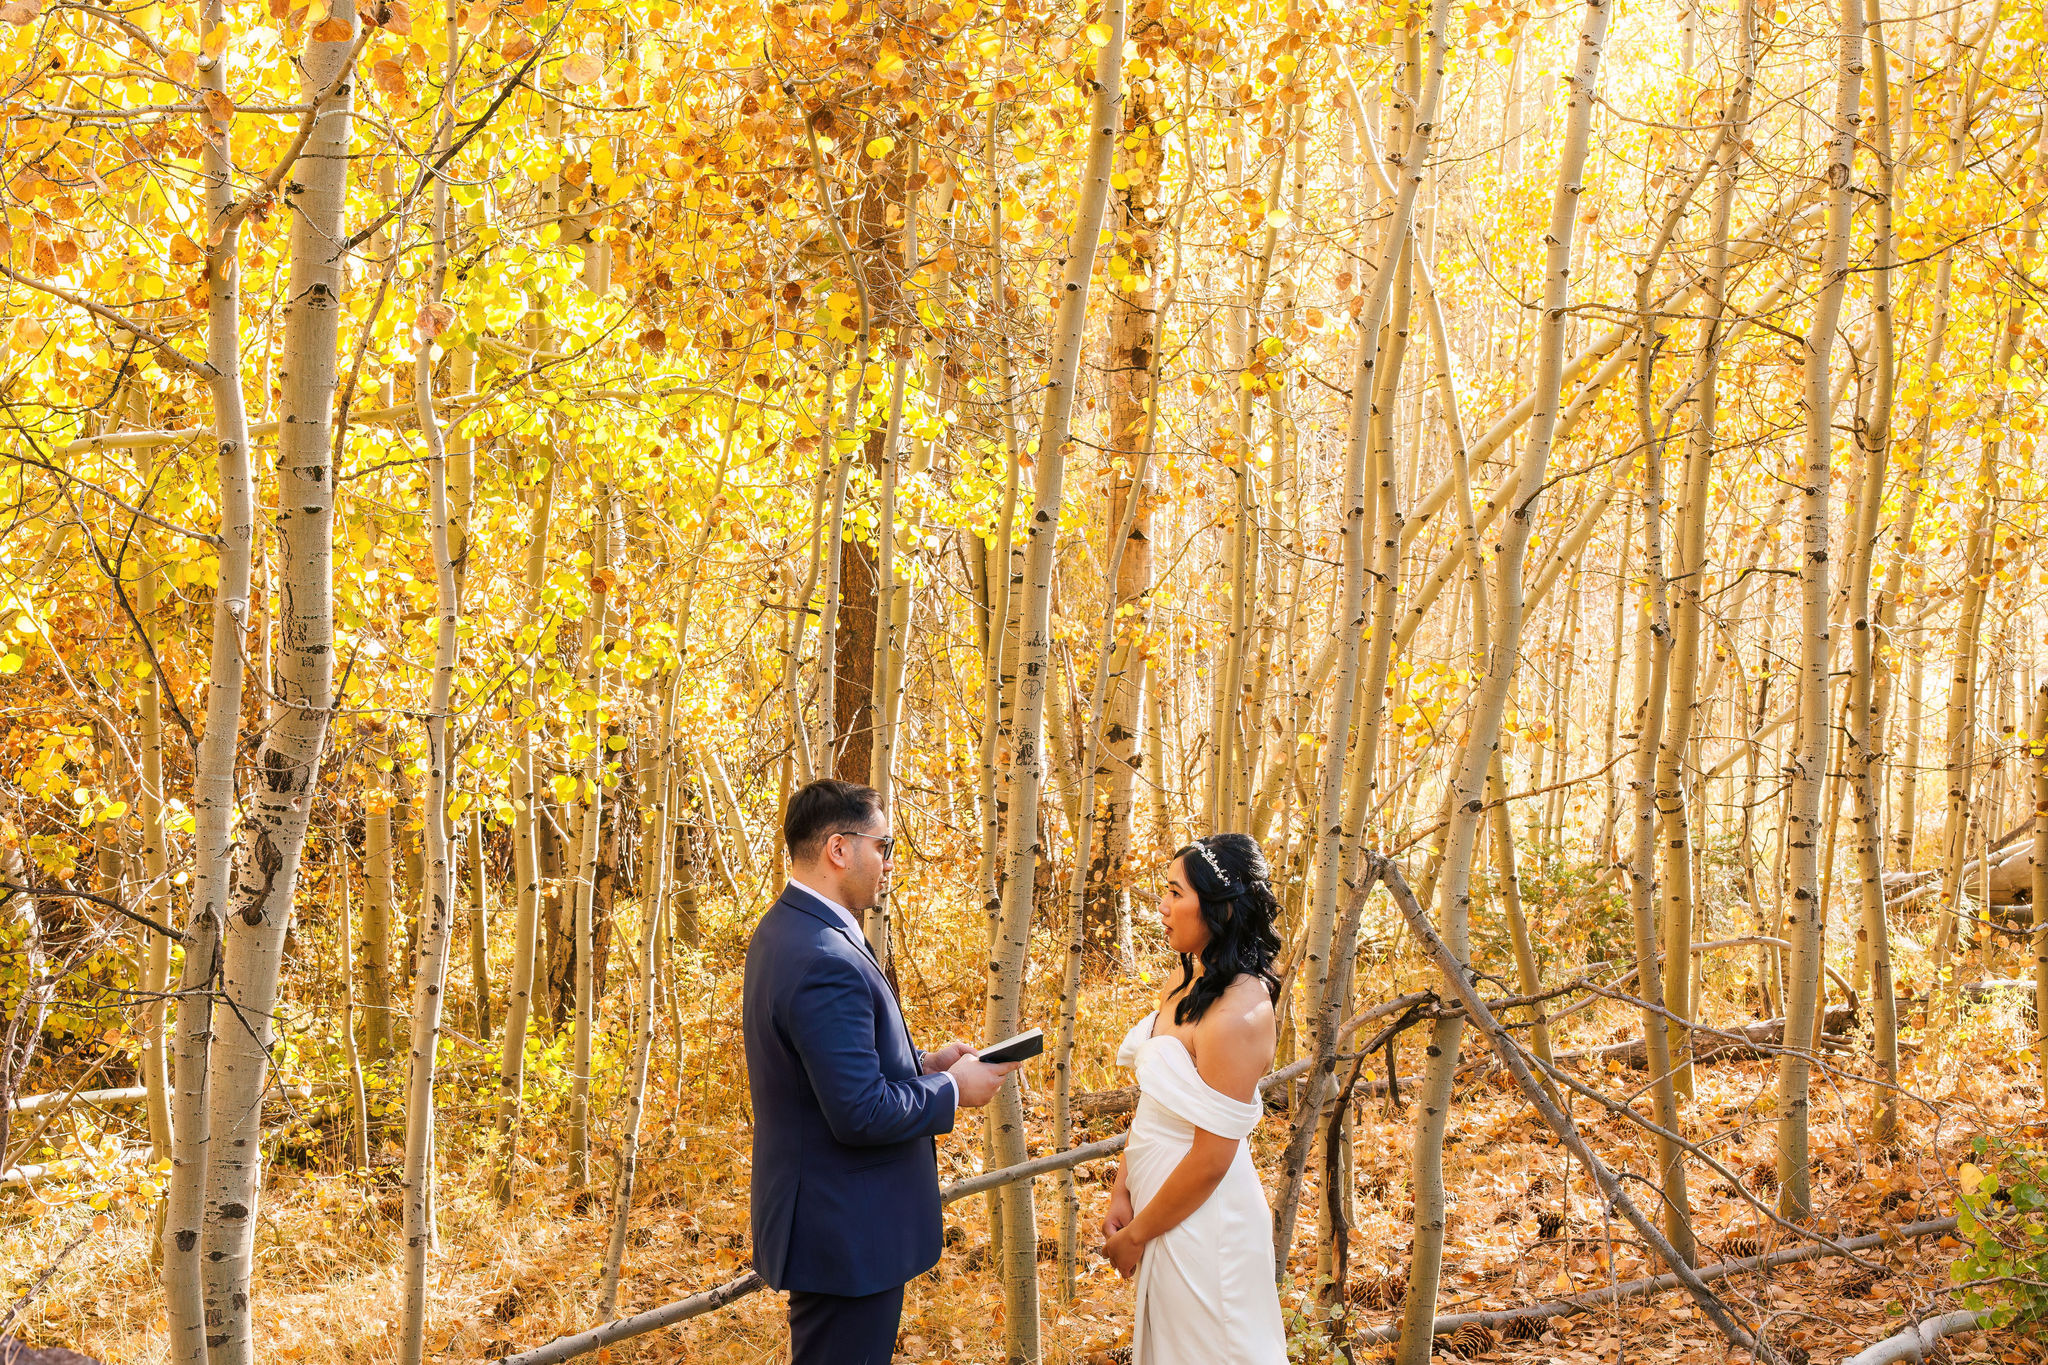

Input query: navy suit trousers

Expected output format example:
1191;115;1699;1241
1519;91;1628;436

788;1283;904;1365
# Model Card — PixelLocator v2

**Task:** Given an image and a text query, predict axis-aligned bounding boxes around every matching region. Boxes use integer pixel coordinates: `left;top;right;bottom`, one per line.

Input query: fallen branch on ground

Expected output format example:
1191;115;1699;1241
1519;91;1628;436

502;1130;1135;1365
1837;1308;1983;1365
1350;1216;1959;1345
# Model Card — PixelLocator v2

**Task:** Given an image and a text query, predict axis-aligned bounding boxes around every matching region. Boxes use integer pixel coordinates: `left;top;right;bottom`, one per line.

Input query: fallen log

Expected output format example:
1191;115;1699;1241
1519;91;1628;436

1350;1215;1960;1345
1554;1004;1859;1071
8;1087;149;1117
1838;1309;1983;1365
0;1146;154;1188
502;1129;1135;1365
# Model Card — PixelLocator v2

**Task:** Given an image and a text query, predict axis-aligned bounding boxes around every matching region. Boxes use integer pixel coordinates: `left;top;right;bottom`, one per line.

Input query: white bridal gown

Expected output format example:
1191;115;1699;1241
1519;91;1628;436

1116;1010;1288;1365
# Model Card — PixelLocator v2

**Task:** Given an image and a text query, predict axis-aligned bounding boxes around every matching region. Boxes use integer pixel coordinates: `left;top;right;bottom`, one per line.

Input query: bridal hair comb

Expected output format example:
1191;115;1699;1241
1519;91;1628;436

1191;838;1241;894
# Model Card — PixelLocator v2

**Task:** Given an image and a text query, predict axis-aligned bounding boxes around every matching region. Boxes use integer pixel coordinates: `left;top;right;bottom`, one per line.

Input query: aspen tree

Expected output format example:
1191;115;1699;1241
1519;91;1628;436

984;6;1123;1354
1776;0;1863;1220
1920;4;1996;963
131;416;173;1165
363;763;398;1062
600;674;678;1318
158;0;262;1341
1302;6;1448;1112
567;488;622;1196
1053;265;1171;1292
1656;0;1756;1105
398;15;466;1353
1396;1;1610;1352
1846;0;1902;1142
338;845;369;1172
199;15;357;1359
2031;680;2048;1050
493;455;554;1205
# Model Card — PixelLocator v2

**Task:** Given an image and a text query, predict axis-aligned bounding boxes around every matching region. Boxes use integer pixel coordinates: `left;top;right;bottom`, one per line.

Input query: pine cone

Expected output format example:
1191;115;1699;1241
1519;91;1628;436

1748;1163;1779;1194
1720;1236;1767;1261
1501;1315;1545;1343
1350;1270;1409;1310
1037;1235;1059;1263
1879;1188;1914;1212
1536;1210;1567;1240
1840;1268;1887;1298
1444;1323;1499;1359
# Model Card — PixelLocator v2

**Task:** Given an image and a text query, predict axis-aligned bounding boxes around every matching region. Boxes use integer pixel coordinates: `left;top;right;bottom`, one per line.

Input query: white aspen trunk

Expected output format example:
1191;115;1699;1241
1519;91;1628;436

159;0;257;1347
1054;332;1166;1296
1666;0;1757;1104
363;774;397;1062
1624;215;1700;1264
339;846;370;1172
468;812;490;1043
1919;2;1996;968
1849;0;1901;1143
569;489;622;1195
492;463;551;1205
398;36;463;1355
1776;0;1862;1221
2031;681;2048;1052
197;18;354;1362
131;420;174;1165
1303;17;1449;1109
1338;225;1412;881
600;706;673;1318
1395;3;1610;1355
985;9;1123;1356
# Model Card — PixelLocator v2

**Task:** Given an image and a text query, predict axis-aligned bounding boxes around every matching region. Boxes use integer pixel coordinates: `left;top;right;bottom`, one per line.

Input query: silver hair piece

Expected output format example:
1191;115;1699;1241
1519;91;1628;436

1191;838;1232;886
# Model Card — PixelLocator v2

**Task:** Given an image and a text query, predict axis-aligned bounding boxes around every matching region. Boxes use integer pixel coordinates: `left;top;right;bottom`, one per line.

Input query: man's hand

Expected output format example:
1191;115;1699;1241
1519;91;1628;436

946;1055;1020;1108
922;1040;978;1075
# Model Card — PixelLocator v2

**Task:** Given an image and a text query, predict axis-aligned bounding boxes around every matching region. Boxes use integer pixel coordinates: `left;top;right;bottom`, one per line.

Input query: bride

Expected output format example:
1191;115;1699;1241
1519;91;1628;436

1101;833;1287;1363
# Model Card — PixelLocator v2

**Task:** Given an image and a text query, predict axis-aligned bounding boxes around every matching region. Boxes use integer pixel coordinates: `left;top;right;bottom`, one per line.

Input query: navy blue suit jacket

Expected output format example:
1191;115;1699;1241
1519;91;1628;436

743;884;957;1297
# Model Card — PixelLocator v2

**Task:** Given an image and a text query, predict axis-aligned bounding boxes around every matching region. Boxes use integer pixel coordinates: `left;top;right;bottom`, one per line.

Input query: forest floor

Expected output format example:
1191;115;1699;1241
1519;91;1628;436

4;973;2047;1365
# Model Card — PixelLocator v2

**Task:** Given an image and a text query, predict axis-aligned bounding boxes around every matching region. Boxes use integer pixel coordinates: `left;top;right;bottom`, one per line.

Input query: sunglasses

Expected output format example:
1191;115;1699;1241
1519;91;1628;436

834;830;897;860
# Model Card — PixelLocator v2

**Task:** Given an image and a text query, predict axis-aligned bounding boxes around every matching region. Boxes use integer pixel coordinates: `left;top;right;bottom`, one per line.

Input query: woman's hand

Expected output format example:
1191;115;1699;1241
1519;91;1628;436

1101;1185;1134;1242
1103;1225;1145;1279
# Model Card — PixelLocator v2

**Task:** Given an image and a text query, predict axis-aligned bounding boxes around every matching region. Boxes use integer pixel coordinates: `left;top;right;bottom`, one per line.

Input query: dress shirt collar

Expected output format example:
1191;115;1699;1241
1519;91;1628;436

786;877;864;936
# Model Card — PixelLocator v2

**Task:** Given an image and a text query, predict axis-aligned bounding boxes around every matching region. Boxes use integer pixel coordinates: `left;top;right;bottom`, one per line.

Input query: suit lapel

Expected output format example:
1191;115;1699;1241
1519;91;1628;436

782;885;917;1057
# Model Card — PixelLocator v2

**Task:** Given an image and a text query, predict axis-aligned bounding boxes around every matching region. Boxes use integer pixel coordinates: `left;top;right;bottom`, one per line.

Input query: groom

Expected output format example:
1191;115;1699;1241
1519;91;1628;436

744;779;1017;1365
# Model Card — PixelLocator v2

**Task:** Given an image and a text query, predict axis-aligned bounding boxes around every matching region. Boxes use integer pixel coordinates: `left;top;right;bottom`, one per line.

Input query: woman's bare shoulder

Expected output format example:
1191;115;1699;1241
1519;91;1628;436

1199;976;1276;1046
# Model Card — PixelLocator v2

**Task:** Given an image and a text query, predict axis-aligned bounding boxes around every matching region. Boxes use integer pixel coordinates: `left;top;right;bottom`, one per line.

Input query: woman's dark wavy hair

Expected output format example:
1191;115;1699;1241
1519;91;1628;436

1168;833;1283;1026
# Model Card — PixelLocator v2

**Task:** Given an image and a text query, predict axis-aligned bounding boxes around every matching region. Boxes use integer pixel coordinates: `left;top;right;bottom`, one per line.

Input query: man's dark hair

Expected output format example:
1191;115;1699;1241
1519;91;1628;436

783;779;884;863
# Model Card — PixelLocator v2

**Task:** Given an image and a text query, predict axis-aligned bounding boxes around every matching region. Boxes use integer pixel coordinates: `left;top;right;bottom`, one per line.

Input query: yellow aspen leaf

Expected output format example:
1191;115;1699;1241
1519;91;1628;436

1085;21;1110;45
872;48;905;80
202;89;236;123
312;14;352;40
562;52;603;86
865;136;895;158
201;21;229;57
